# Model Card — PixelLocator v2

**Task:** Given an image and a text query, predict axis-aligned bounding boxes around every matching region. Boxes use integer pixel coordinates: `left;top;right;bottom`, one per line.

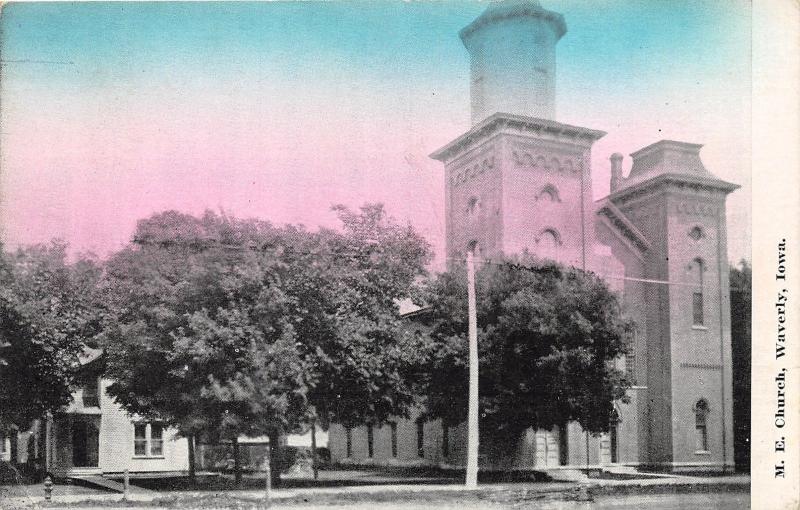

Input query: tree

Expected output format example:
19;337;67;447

0;241;103;436
100;205;432;484
419;255;633;455
101;211;310;483
730;259;751;472
294;204;432;430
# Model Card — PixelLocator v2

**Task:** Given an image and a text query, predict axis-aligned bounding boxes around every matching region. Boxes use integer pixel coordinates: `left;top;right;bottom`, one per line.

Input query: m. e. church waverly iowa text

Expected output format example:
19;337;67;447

774;238;789;479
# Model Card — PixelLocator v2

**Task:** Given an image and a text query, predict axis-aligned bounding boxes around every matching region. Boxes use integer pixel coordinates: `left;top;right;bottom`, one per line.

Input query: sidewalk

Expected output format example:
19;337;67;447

2;473;750;508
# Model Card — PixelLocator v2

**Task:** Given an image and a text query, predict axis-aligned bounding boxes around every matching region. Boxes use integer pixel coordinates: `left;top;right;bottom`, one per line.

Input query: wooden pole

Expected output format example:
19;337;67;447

264;444;272;508
233;437;241;485
465;249;479;489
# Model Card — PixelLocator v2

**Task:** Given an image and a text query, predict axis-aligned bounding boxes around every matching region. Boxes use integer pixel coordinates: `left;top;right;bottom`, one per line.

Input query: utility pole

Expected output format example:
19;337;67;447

465;249;479;489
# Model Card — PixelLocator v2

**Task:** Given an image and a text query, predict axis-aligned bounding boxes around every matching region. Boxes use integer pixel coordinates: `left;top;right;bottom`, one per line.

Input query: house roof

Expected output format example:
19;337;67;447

595;199;652;254
78;347;104;366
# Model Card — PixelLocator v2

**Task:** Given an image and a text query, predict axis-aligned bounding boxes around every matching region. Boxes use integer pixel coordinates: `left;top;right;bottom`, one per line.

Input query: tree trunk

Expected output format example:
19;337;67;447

268;430;282;487
310;421;318;480
232;437;242;485
187;434;196;485
10;431;18;465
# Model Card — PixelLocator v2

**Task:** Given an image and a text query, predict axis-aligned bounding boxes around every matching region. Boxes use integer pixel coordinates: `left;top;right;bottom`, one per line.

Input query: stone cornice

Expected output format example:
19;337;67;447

596;200;652;254
430;113;606;163
609;172;740;206
459;1;567;43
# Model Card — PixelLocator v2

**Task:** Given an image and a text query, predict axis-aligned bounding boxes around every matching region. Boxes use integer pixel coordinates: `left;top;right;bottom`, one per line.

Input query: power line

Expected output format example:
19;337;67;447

132;241;750;292
444;255;750;292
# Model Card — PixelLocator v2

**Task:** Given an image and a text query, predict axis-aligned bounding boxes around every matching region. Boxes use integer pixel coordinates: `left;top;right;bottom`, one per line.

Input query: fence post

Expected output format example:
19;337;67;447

123;469;129;501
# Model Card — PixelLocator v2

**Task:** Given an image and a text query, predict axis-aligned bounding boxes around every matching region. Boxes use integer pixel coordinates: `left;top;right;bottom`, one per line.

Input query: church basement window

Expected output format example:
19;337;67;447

367;425;374;458
694;400;710;452
390;422;398;458
416;421;424;458
442;424;449;457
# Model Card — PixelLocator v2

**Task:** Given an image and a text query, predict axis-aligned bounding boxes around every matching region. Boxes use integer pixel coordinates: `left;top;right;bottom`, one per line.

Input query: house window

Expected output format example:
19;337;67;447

134;424;148;456
691;259;704;325
416;421;424;458
695;400;710;452
134;423;165;457
442;424;449;457
345;427;352;457
81;377;100;408
367;425;374;458
390;422;398;458
150;424;163;456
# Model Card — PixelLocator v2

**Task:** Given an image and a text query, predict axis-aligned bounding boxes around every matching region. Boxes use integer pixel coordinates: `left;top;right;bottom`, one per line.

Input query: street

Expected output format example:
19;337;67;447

285;492;749;510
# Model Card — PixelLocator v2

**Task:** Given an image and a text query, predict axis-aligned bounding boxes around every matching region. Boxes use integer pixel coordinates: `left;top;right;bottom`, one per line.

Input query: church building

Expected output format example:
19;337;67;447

329;0;737;472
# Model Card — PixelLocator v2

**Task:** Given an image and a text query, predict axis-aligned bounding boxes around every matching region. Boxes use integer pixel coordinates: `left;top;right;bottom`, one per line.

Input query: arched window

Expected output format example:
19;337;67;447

690;258;705;325
624;328;637;381
537;229;560;261
694;399;710;451
689;226;704;241
466;196;481;216
537;184;560;202
467;240;481;258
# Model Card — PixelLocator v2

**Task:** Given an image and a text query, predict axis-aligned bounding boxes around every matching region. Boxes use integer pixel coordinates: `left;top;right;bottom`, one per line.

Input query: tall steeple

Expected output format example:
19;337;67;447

460;0;566;125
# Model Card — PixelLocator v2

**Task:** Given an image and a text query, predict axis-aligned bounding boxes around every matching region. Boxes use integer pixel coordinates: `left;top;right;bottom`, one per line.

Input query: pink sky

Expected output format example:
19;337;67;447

0;2;751;267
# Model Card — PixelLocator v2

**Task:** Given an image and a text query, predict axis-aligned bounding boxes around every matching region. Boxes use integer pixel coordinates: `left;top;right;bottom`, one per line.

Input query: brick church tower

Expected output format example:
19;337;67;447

608;141;738;469
429;0;739;471
330;0;738;472
432;0;604;271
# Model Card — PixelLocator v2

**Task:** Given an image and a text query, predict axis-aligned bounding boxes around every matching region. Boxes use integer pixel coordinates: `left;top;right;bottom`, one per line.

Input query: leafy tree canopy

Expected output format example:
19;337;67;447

0;241;103;432
100;205;432;451
419;255;633;444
